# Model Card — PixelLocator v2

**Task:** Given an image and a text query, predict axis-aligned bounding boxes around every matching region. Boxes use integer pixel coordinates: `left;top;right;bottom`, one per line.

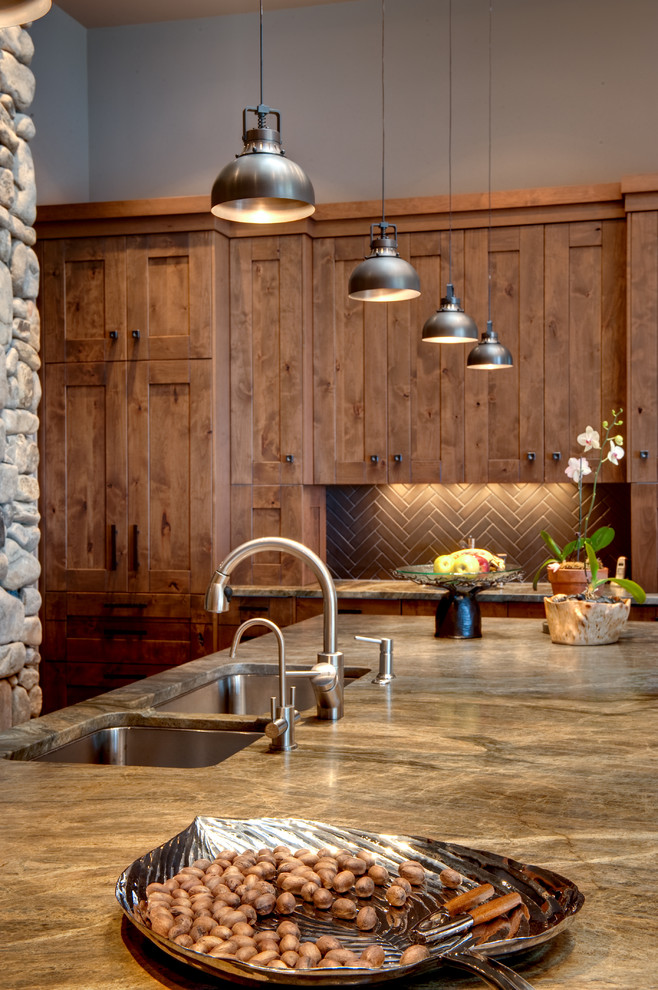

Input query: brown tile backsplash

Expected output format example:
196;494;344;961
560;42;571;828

326;483;631;582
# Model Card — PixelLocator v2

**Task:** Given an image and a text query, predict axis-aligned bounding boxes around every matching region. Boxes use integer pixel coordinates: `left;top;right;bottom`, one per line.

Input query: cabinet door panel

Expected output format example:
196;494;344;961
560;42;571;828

43;361;127;591
128;359;213;595
230;235;311;485
126;231;213;361
41;237;127;364
628;211;658;481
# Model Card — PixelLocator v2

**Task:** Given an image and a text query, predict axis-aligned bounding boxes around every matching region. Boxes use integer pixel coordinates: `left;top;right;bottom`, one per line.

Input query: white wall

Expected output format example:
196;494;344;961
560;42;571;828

28;0;658;206
29;3;88;204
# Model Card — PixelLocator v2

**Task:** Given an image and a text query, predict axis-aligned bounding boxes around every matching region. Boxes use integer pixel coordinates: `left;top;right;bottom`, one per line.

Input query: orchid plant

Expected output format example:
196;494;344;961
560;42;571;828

532;409;645;601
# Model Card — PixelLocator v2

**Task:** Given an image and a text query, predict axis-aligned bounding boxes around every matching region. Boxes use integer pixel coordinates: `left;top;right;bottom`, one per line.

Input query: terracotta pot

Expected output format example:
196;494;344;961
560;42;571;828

544;595;630;645
547;564;608;596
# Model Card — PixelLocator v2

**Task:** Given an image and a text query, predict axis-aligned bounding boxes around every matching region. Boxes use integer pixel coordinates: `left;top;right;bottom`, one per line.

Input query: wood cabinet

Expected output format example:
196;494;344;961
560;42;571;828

312;219;627;486
38;227;229;708
230;234;313;486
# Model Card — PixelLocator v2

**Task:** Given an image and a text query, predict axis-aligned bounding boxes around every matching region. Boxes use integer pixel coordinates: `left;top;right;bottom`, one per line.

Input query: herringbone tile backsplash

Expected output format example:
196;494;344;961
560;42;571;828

326;484;631;581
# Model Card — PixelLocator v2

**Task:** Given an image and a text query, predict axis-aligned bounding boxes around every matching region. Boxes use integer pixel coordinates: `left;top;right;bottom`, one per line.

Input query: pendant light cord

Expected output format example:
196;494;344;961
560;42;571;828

487;0;493;324
381;0;386;227
447;0;453;285
259;0;264;114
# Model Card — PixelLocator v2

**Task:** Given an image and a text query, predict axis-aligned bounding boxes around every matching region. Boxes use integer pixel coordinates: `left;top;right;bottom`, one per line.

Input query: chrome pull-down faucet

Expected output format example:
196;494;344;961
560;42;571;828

206;537;344;720
229;617;340;749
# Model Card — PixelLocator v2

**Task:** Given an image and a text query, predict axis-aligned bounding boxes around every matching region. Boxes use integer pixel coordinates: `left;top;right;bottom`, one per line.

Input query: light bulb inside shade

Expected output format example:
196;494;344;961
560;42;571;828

211;197;315;224
0;0;50;25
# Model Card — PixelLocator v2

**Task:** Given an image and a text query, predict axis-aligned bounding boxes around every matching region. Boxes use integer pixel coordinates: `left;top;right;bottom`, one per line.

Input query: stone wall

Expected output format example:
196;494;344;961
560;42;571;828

0;25;42;728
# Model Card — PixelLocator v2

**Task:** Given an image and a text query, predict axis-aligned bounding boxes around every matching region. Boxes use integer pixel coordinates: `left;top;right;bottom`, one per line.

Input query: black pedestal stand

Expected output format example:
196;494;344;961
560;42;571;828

434;587;482;639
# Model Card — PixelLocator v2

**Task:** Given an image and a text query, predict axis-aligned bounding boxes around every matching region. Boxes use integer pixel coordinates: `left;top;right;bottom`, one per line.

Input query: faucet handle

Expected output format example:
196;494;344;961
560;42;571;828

266;698;297;750
354;635;395;685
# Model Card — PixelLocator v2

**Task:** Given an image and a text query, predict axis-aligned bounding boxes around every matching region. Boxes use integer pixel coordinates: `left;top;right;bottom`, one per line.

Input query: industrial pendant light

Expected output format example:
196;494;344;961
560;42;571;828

422;0;477;343
210;0;314;224
467;0;513;370
348;0;420;302
0;0;50;26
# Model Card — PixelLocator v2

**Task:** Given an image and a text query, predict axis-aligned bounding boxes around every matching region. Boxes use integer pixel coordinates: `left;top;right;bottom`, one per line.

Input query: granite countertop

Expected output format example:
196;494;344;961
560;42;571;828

1;613;657;989
229;578;658;605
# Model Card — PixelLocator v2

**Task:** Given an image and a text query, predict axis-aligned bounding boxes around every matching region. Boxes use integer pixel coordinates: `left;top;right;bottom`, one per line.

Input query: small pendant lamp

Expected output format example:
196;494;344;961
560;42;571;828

211;1;314;224
467;0;513;371
348;0;420;303
422;0;477;343
0;0;50;26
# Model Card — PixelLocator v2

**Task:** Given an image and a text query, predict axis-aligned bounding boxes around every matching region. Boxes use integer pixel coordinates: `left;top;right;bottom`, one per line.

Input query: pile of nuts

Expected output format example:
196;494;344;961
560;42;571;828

139;842;437;970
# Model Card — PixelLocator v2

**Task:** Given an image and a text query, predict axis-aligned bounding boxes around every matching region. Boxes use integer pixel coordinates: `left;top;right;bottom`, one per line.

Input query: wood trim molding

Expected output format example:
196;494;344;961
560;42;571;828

34;179;633;240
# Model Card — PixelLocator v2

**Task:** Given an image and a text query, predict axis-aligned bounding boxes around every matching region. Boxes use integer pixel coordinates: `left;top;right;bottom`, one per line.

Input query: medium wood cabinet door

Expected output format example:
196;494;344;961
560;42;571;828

126;231;213;361
230;234;312;486
43;361;128;592
127;359;213;596
41;236;127;363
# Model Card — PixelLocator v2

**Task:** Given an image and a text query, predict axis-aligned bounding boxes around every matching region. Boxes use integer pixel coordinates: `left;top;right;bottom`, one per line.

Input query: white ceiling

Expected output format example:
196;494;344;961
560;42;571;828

54;0;354;29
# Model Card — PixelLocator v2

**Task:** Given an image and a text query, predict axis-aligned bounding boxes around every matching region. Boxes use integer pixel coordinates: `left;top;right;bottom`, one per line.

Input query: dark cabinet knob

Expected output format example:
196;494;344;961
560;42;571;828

527;452;536;461
640;450;649;459
285;454;294;463
552;452;561;461
393;454;403;463
132;329;141;339
108;330;118;340
370;455;379;463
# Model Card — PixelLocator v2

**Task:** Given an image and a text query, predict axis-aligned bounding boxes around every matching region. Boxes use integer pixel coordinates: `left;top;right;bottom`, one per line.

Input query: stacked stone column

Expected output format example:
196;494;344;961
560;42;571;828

0;24;42;728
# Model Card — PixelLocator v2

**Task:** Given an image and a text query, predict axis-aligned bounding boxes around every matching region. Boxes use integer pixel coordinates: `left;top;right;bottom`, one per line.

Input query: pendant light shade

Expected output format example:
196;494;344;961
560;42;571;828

210;1;314;225
349;222;421;302
0;0;50;25
421;284;478;342
211;105;314;223
348;0;421;303
467;320;513;369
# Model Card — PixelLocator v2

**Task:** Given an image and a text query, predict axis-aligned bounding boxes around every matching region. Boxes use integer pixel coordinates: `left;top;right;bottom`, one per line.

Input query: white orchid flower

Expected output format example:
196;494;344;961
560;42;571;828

607;442;624;465
565;456;591;482
577;426;600;451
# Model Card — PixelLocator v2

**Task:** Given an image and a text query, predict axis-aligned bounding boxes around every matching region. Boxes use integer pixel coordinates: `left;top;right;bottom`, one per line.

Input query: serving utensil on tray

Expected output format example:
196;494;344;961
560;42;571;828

116;816;583;988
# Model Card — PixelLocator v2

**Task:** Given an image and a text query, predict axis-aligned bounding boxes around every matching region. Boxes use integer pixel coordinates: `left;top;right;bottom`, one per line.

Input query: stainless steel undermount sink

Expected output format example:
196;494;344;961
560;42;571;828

155;663;371;716
13;722;262;768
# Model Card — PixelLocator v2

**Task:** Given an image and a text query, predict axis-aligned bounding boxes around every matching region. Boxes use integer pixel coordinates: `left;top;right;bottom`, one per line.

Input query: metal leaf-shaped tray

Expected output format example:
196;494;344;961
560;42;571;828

116;816;583;986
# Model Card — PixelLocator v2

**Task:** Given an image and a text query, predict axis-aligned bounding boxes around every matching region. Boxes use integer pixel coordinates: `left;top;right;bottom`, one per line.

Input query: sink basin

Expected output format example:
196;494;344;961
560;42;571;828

23;724;261;767
155;664;371;716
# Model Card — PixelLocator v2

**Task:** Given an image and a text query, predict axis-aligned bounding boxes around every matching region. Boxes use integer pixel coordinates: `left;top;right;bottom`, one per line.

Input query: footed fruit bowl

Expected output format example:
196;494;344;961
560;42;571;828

394;562;522;639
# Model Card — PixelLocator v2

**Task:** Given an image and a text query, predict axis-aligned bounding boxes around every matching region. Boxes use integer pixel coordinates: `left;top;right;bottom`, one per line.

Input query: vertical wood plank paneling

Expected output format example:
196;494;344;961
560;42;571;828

600;219;627;483
41;240;65;364
463;227;489;482
488;229;520;479
628;211;658;481
279;236;304;485
229;485;255;584
230;238;254;484
569;222;602;435
437;229;467;484
189;231;213;360
212;230;232;564
189;360;213;592
126;359;149;593
312;237;337;483
519;225;545;481
544;224;571;481
43;363;66;588
300;235;314;486
630;483;658;590
252;254;281;482
363;297;388;482
411;243;442;483
336;248;367;479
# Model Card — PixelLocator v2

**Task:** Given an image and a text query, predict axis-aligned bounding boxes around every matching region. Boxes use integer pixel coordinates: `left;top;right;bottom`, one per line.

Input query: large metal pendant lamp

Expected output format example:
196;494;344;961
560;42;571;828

0;0;50;26
348;0;420;302
210;0;315;224
467;0;513;370
422;0;477;343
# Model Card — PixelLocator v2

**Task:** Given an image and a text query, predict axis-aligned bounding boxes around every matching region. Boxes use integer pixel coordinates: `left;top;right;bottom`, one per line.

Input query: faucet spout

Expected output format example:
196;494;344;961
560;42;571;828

206;537;344;719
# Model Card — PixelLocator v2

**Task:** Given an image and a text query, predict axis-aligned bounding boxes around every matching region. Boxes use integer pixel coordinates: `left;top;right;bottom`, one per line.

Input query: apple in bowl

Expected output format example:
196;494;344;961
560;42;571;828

433;554;455;575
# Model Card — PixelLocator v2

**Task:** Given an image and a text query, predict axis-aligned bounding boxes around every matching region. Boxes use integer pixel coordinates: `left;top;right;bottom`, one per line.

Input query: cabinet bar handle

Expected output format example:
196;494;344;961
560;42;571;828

110;525;118;571
132;525;140;570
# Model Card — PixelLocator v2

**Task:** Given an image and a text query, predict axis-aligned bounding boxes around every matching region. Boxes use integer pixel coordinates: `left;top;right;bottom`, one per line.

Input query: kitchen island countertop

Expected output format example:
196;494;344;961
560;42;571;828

1;613;656;990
